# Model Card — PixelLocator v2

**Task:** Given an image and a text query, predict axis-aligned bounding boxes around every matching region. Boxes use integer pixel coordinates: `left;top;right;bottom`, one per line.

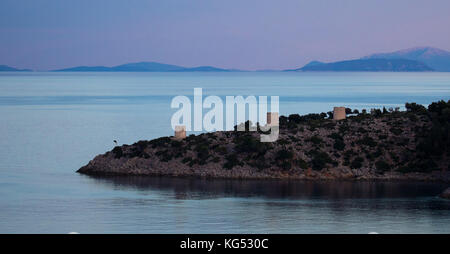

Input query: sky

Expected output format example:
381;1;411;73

1;0;450;71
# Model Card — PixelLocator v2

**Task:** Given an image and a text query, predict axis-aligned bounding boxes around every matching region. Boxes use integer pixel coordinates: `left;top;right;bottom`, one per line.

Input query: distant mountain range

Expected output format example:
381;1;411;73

53;62;233;72
291;58;433;72
2;47;450;72
362;47;450;71
0;65;31;72
292;47;450;72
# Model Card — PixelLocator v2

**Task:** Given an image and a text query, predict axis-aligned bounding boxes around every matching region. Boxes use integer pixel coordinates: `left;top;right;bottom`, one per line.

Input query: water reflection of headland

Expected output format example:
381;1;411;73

83;175;448;200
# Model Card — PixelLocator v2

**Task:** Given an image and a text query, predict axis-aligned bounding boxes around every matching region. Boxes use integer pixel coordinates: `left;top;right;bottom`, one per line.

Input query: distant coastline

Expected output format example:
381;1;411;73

52;62;235;72
287;58;433;72
0;65;31;72
3;46;450;72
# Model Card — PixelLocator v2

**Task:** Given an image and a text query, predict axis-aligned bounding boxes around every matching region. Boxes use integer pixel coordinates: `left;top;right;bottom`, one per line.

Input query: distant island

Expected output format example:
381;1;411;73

289;58;433;72
3;46;450;72
53;62;234;72
0;65;31;72
289;47;450;72
362;47;450;72
78;100;450;182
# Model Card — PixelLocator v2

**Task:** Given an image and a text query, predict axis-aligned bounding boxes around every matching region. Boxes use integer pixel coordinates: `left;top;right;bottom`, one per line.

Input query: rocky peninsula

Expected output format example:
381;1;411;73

78;100;450;182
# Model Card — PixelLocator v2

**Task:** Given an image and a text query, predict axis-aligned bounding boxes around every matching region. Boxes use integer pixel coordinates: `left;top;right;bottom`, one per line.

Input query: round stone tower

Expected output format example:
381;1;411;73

174;125;186;140
333;107;346;120
267;112;279;126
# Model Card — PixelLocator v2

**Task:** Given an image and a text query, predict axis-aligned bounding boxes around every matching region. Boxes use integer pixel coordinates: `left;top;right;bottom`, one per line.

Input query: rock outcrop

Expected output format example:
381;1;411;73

78;100;450;181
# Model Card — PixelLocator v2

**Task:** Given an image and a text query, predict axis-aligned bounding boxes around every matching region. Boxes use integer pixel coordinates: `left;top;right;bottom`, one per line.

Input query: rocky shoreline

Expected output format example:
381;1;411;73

78;153;450;182
78;100;450;182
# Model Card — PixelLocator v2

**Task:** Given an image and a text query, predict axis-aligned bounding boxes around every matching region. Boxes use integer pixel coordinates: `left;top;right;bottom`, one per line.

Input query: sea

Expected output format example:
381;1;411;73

0;71;449;233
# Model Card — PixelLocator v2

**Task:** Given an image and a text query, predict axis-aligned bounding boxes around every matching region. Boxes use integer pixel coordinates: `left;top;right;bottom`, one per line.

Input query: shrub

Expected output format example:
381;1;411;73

277;139;290;145
234;134;269;154
171;140;182;148
390;128;403;135
224;154;240;169
215;146;228;155
357;127;368;133
310;150;333;170
378;134;388;140
327;111;333;119
155;149;172;162
307;135;323;145
149;137;171;148
333;139;345;151
339;124;350;133
276;149;294;161
323;122;336;129
296;159;309;169
357;136;377;147
279;116;288;126
375;160;391;173
195;144;210;162
129;144;149;158
112;146;123;159
405;102;426;113
350;157;364;169
288;114;302;123
328;132;343;140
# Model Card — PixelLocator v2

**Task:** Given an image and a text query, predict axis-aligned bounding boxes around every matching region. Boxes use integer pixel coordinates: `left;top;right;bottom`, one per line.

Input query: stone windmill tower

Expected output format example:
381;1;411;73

333;107;346;120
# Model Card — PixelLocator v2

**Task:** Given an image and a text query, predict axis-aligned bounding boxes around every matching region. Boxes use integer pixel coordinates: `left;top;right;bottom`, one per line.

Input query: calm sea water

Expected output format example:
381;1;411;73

0;71;450;233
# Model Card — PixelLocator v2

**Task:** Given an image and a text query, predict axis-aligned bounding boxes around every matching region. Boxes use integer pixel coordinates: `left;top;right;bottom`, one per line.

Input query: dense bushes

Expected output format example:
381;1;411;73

375;160;391;173
405;102;427;113
329;132;345;151
276;149;294;160
333;139;345;151
109;99;449;177
234;133;270;156
112;146;123;159
307;135;323;145
416;100;450;157
350;157;364;169
357;136;377;147
195;144;209;164
309;150;334;170
149;137;171;148
224;154;241;169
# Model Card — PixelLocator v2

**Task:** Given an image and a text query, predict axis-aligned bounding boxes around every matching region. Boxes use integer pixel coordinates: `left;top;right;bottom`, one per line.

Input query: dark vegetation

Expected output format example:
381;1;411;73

107;100;450;175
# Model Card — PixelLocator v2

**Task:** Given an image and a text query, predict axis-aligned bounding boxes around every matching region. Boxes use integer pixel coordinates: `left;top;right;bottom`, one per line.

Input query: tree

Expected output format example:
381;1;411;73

405;102;426;113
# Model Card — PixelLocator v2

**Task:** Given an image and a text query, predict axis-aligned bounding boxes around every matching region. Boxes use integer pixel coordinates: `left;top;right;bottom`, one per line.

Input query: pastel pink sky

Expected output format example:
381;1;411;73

1;0;450;70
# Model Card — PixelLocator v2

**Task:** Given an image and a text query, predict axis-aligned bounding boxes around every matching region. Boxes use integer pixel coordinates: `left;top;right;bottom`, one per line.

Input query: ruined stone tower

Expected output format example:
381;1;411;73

333;107;346;120
267;112;279;126
174;125;186;140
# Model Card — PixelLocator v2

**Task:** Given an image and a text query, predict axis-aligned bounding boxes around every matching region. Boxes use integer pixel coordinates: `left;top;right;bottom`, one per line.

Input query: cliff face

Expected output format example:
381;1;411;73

78;100;450;181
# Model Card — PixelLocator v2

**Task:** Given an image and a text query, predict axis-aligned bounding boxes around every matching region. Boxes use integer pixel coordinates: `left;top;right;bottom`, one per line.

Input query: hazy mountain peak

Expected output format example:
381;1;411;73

362;47;450;71
365;46;449;58
304;61;325;67
295;58;432;72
